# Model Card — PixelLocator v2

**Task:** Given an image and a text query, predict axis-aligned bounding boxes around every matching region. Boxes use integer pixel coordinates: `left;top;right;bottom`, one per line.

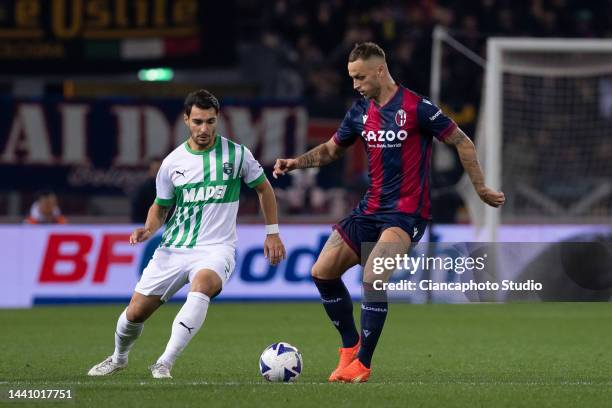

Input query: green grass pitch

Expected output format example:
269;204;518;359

1;302;612;407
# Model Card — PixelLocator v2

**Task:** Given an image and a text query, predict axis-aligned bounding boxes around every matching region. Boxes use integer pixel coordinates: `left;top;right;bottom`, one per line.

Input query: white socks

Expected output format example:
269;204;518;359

157;292;210;367
112;309;144;364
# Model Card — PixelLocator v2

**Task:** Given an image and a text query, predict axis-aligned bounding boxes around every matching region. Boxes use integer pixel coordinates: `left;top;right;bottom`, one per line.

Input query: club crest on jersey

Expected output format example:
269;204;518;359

395;109;407;127
223;162;234;175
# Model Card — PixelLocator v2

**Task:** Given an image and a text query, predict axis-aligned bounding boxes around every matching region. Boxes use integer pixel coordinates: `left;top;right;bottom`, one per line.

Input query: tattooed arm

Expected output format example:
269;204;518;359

444;127;505;207
273;137;347;178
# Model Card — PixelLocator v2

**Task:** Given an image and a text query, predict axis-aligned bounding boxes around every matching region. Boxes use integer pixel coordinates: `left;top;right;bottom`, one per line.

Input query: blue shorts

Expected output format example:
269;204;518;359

333;212;428;259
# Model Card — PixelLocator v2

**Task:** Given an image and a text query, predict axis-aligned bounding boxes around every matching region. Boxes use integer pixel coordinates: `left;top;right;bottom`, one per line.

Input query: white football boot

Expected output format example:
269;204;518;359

149;362;172;379
87;356;127;376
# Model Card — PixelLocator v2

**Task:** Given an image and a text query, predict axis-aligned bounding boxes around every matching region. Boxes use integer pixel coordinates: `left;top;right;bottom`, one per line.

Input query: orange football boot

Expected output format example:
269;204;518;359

336;359;371;383
328;339;360;382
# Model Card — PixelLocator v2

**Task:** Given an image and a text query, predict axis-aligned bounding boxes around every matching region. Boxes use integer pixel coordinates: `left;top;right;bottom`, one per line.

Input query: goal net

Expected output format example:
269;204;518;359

472;39;612;239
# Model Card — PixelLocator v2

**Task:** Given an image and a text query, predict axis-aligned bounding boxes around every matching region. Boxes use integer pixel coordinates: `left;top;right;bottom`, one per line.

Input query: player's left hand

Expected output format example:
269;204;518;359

130;227;152;245
477;186;506;207
264;234;286;266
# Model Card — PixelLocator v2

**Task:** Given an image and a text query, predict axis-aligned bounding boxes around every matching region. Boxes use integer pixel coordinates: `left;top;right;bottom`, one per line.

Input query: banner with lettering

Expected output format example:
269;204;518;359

0;97;307;193
0;0;234;71
0;224;610;308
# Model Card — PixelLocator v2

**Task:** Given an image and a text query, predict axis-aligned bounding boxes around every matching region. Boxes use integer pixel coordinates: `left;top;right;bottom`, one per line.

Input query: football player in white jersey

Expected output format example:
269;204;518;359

88;89;286;379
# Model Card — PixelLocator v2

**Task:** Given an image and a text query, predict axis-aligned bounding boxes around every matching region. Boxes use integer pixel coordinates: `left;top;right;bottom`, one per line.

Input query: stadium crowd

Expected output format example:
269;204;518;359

233;0;611;222
237;0;610;105
12;0;612;223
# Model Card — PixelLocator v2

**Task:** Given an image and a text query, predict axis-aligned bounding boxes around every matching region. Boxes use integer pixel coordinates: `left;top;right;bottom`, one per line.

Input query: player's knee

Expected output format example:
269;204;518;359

311;261;340;280
125;307;147;323
311;262;324;279
126;293;160;322
191;270;222;298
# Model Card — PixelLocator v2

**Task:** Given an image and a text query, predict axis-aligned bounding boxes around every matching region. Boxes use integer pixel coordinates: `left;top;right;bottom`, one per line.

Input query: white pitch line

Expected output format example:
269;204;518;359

2;381;329;386
3;380;612;387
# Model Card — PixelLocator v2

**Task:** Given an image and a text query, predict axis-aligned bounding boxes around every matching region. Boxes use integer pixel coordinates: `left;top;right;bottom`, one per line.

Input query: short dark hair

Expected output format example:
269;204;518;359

184;89;220;116
348;42;386;62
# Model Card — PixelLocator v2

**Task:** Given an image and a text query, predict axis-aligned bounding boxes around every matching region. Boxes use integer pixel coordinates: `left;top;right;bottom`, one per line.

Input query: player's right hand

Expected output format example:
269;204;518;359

273;158;298;178
130;227;152;245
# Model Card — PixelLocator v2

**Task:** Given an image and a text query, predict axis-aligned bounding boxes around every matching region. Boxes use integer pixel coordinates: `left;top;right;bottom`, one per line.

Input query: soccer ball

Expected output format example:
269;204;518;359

259;342;303;382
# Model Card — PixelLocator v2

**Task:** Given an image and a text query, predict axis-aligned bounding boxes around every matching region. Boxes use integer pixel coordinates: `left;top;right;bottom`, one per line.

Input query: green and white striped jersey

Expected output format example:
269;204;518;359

154;135;266;249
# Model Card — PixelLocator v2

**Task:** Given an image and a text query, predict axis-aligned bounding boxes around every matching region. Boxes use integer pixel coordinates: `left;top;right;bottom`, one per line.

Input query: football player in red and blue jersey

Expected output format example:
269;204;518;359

274;42;505;382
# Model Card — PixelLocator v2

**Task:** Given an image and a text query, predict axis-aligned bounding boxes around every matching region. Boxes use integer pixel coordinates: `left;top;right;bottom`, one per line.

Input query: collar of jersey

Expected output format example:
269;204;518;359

372;83;402;109
184;134;220;155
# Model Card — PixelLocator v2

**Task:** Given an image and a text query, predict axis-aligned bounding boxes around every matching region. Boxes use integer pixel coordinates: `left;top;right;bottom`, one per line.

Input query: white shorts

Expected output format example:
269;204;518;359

134;245;236;302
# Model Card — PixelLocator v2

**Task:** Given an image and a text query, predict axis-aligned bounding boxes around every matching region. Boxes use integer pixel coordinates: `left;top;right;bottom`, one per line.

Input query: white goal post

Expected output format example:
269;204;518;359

483;38;612;241
431;30;612;241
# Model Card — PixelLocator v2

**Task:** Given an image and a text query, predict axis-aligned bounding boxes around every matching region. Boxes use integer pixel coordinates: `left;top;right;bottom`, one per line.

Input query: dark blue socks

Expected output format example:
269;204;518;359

358;283;388;368
312;276;359;348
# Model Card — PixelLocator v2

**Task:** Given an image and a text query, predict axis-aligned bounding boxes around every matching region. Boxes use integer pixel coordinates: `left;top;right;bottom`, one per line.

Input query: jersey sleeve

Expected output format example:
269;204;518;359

240;146;266;188
417;98;457;142
332;102;363;147
154;159;175;207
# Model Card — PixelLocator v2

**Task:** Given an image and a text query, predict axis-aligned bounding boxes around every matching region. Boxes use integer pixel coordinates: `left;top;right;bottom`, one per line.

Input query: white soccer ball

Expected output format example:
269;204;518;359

259;342;303;382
